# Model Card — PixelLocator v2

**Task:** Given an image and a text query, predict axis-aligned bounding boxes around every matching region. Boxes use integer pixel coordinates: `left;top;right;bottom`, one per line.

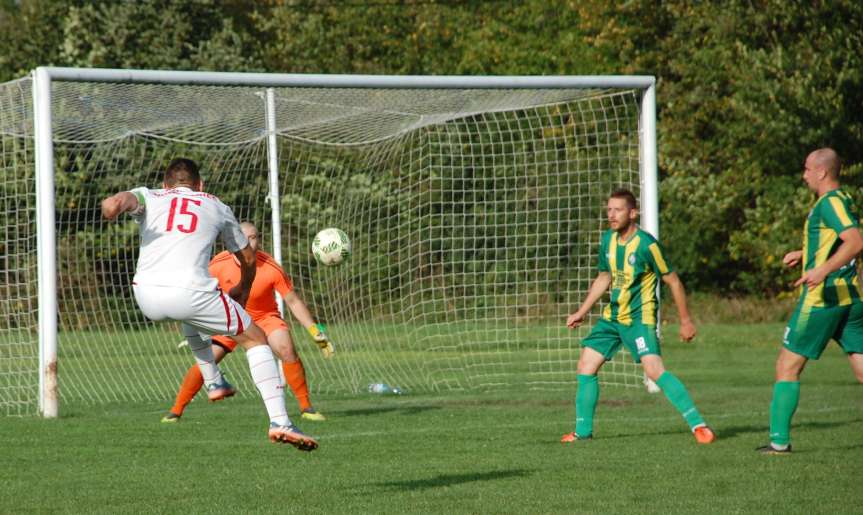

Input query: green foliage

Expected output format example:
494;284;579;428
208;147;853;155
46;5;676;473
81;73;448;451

580;0;863;293
1;1;863;295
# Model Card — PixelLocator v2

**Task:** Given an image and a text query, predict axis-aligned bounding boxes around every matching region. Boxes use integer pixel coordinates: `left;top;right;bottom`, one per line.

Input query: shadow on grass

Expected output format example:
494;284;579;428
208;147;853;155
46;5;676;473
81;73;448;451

334;404;443;417
374;469;535;492
717;417;863;439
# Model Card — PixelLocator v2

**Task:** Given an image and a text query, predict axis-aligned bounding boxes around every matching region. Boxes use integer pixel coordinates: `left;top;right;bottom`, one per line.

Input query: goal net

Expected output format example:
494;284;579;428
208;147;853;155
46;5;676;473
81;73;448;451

0;70;656;416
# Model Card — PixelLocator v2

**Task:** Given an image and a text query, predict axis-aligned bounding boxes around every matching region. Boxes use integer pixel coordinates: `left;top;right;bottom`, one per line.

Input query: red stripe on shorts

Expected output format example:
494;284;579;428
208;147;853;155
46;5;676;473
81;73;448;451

233;305;244;335
219;290;232;333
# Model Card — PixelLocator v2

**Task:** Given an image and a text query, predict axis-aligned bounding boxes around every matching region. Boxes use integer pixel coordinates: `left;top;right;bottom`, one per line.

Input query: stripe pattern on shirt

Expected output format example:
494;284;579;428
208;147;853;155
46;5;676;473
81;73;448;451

801;189;863;308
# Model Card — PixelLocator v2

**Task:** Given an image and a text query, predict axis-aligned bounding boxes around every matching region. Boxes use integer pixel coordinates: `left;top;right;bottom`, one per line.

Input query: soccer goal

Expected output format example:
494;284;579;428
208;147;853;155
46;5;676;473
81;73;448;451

0;68;658;417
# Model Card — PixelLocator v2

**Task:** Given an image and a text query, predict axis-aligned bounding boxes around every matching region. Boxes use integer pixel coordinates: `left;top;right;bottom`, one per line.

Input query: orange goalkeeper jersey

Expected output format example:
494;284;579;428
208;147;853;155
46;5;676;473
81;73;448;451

208;250;293;320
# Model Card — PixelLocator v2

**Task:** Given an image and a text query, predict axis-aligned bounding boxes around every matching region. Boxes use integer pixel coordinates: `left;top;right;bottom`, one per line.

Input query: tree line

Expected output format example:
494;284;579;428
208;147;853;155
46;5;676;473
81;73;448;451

1;0;862;296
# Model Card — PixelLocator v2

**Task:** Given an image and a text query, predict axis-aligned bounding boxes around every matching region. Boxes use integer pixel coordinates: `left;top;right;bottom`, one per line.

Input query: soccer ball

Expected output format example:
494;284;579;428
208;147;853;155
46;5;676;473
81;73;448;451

311;228;351;266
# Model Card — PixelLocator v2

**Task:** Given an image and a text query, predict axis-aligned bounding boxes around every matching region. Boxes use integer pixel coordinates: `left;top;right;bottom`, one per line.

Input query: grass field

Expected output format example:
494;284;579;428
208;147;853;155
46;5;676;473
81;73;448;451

2;323;862;513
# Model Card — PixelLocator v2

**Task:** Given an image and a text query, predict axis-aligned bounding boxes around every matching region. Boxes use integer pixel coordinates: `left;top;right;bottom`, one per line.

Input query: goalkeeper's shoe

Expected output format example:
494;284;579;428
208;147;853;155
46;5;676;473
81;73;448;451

206;379;236;402
756;443;792;455
561;432;592;443
268;422;319;451
161;412;181;423
301;407;326;422
693;425;716;444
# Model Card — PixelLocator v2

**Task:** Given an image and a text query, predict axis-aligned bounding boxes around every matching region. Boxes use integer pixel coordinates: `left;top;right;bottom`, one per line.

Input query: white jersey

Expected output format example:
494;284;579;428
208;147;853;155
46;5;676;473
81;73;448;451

128;186;248;291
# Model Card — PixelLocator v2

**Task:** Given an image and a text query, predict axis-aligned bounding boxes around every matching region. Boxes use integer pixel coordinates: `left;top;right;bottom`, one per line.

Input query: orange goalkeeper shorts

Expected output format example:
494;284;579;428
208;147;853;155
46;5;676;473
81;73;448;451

211;314;288;352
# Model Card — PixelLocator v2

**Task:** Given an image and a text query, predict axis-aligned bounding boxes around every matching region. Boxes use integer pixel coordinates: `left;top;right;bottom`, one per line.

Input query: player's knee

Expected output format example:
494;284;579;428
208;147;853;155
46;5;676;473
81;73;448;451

273;345;298;362
640;356;664;382
234;326;267;350
577;347;605;375
266;332;297;361
848;354;863;383
576;358;602;375
642;365;663;382
774;361;801;382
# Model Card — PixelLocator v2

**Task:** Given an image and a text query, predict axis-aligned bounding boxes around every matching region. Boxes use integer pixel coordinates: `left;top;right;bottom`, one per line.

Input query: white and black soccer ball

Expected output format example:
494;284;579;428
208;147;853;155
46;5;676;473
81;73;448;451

311;228;351;266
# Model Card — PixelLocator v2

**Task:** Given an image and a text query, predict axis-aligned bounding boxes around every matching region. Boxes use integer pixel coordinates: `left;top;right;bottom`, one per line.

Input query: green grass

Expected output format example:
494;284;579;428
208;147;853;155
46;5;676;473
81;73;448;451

2;323;862;514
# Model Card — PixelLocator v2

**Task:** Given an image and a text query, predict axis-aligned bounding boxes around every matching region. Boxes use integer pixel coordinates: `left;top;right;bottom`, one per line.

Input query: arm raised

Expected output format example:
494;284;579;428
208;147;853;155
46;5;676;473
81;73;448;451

101;192;139;221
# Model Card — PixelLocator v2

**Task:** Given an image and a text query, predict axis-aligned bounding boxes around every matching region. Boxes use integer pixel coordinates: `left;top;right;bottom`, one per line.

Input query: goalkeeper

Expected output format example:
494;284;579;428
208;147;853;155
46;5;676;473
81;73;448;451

162;222;334;423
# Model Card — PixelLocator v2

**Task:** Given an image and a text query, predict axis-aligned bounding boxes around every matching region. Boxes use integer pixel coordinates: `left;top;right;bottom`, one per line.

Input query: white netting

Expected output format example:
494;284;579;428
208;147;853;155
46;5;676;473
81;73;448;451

0;76;645;414
0;79;38;415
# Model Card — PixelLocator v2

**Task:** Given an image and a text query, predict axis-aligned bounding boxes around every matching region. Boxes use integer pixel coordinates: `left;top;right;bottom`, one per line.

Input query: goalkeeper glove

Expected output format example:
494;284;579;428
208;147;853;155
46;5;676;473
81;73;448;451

308;323;335;359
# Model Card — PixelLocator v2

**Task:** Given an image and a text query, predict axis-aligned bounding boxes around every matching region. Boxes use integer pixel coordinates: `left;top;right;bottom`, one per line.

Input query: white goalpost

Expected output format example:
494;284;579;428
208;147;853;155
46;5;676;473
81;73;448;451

0;68;658;417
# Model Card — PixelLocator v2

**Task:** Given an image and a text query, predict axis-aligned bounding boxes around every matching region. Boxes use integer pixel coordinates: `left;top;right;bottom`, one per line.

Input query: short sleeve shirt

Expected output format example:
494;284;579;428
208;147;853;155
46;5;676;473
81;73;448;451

800;189;863;308
599;227;672;325
208;250;294;320
129;186;247;291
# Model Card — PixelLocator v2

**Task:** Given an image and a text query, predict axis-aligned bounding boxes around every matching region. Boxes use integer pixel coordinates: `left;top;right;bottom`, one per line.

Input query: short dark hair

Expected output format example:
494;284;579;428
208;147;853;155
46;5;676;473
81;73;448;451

164;158;201;187
609;189;637;210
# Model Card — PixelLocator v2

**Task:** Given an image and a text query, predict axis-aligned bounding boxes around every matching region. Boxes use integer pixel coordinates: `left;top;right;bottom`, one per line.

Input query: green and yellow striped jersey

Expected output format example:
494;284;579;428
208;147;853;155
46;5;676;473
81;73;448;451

598;227;671;326
800;189;863;308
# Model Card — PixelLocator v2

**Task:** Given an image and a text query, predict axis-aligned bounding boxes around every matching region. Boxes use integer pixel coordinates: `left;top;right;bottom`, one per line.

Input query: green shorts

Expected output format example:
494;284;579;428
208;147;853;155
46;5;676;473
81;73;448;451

581;318;660;364
784;300;863;359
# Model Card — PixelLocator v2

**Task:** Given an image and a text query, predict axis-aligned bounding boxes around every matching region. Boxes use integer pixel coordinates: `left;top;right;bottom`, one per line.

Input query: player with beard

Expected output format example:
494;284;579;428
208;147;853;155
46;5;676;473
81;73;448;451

561;189;715;445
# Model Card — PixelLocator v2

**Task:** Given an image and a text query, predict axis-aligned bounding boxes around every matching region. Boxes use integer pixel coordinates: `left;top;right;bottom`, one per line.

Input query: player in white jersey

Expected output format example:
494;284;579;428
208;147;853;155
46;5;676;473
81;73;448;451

100;158;317;451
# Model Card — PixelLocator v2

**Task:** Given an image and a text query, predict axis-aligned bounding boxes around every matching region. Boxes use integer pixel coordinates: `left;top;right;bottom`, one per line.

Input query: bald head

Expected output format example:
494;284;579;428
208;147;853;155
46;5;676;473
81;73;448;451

808;148;841;179
240;222;260;252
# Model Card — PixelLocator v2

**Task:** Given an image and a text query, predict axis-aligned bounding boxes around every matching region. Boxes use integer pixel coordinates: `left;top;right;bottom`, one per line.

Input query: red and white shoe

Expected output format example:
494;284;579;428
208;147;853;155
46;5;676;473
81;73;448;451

206;379;236;402
268;422;319;451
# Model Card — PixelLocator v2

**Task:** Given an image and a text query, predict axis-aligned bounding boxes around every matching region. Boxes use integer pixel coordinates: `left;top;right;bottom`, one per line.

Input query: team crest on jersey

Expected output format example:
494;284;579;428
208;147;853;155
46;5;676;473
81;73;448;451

628;254;636;265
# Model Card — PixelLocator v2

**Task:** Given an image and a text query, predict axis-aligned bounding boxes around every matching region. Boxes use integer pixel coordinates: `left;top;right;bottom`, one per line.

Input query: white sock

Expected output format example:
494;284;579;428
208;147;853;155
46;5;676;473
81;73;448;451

181;324;223;388
246;345;290;426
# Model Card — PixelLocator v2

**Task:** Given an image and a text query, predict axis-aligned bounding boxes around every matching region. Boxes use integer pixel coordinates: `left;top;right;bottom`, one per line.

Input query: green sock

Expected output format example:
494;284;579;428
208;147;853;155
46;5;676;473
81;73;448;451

575;374;599;437
656;371;705;429
769;381;800;446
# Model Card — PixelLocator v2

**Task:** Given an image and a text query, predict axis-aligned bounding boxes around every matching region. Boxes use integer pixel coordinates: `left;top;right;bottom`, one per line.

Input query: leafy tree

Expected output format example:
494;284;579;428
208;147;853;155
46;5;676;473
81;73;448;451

579;0;863;293
2;0;863;297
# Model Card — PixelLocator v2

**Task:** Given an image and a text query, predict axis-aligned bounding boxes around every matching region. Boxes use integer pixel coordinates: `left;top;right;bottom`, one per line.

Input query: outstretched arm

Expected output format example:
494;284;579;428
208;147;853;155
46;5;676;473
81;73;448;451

229;245;256;306
284;290;335;359
101;192;139;221
661;271;696;342
284;290;315;328
566;272;611;328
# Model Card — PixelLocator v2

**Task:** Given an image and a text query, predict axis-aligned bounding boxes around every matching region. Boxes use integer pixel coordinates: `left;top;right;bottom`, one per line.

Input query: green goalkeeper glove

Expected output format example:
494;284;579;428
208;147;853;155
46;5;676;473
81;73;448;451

308;323;335;359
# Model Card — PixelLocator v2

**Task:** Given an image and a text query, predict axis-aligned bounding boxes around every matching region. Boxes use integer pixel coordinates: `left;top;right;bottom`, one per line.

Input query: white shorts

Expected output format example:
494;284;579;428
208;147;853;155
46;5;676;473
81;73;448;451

132;284;252;336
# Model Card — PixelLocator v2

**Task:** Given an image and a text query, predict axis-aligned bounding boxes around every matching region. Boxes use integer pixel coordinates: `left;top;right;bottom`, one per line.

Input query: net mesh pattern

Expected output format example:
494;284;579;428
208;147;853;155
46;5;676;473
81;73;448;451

0;78;645;414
